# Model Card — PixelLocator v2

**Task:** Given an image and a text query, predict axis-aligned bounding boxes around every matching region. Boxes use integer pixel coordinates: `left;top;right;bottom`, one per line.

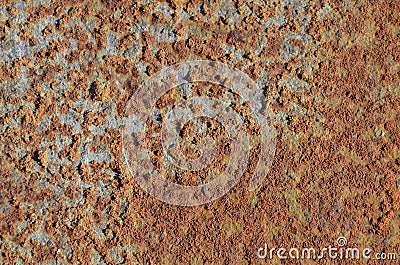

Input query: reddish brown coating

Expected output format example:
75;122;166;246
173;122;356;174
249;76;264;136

0;0;399;264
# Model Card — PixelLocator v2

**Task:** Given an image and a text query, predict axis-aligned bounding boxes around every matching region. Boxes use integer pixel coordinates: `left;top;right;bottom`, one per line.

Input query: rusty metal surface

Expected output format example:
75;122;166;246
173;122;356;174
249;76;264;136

0;0;399;264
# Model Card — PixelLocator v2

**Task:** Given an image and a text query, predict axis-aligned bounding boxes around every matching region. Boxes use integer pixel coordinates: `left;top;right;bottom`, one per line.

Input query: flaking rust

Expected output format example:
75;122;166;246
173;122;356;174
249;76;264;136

0;0;399;264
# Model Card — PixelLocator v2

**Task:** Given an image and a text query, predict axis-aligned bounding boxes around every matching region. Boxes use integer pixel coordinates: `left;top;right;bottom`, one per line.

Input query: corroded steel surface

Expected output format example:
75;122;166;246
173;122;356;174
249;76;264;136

0;0;399;264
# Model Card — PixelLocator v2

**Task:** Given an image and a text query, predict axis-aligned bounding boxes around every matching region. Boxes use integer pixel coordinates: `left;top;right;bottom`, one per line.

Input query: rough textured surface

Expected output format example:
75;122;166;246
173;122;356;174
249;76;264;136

0;0;399;264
